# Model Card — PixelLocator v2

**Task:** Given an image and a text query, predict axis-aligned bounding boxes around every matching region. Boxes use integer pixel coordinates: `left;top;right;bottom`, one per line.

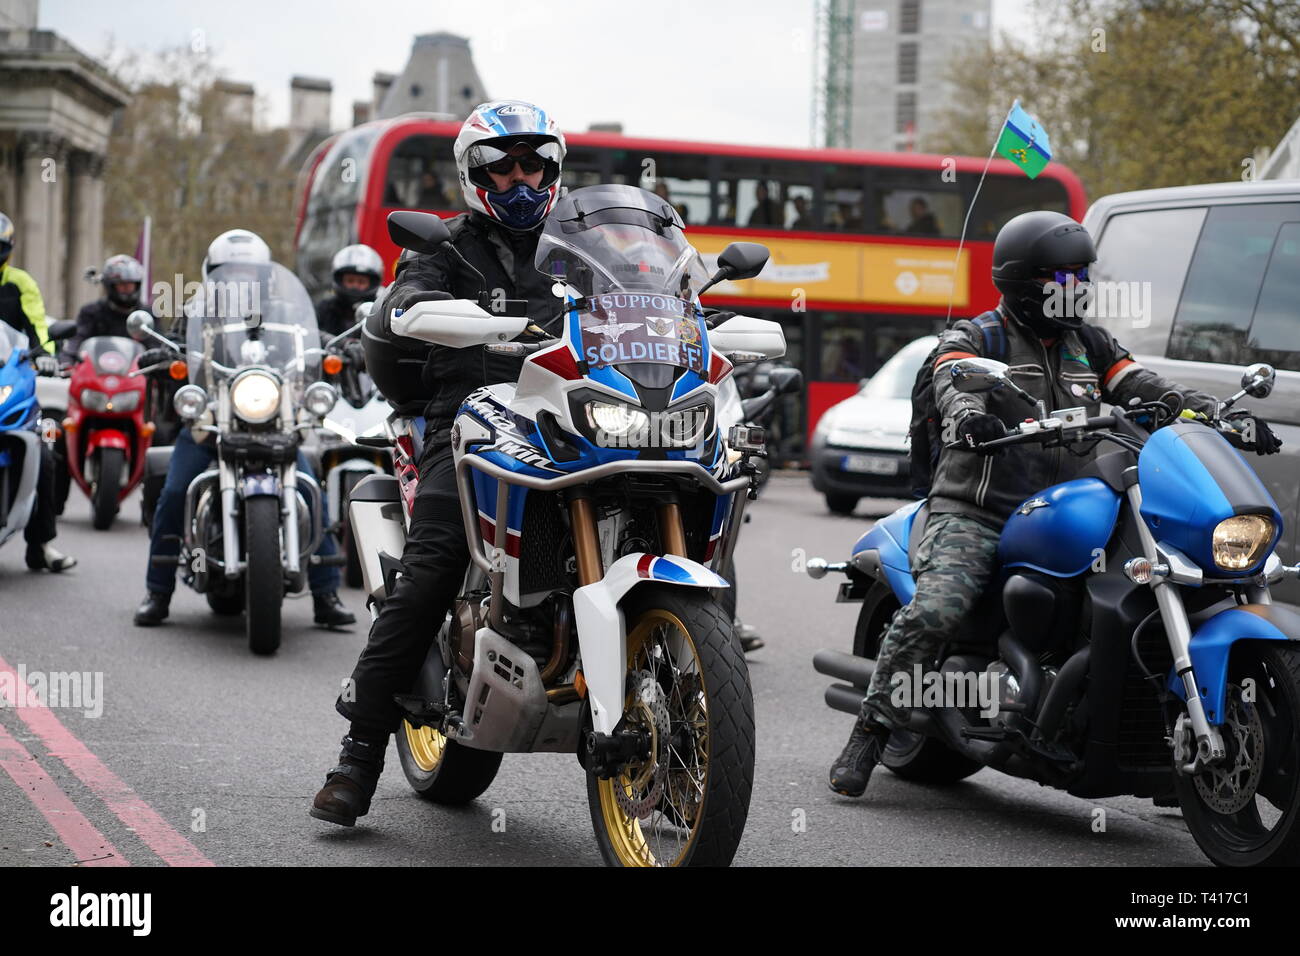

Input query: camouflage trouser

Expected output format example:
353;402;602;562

863;512;1001;729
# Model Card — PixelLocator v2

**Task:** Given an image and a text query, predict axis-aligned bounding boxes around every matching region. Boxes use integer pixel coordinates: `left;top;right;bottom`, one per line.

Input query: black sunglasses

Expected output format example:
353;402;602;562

482;153;547;176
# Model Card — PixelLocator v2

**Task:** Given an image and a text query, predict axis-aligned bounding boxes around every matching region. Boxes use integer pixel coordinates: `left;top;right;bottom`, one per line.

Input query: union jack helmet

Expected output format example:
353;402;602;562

453;100;565;230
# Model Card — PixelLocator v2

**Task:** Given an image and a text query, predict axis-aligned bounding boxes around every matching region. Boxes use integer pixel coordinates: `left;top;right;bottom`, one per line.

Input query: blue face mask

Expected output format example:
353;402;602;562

486;183;552;231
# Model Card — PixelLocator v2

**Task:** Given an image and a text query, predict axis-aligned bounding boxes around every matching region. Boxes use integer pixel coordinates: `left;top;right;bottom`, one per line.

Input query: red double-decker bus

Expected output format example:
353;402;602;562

294;114;1086;459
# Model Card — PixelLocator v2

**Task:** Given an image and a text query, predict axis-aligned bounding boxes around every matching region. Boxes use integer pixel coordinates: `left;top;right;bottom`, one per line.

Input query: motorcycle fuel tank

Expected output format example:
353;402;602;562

999;477;1121;578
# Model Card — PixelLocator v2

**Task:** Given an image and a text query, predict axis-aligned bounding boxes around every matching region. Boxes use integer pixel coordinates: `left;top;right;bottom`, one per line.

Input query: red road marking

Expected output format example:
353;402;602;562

0;720;127;866
0;654;214;867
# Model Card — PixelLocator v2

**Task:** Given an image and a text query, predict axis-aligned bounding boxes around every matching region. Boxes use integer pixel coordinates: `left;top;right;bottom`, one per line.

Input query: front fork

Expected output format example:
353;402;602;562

1125;477;1226;772
217;458;297;578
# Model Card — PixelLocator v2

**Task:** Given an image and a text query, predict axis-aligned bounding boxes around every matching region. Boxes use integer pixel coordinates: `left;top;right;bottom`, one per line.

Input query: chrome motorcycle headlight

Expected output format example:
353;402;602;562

173;384;208;420
80;388;110;412
303;381;337;418
230;370;281;424
1211;515;1274;571
585;401;650;445
108;390;140;412
659;403;710;448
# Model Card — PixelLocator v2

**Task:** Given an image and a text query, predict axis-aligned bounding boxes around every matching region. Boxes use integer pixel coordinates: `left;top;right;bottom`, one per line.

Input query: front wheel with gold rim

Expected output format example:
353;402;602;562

395;718;502;804
586;585;755;867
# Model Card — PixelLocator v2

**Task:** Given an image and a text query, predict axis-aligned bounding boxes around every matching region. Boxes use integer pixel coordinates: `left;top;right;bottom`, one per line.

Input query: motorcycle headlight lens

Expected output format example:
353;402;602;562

173;384;208;420
0;385;11;406
585;401;649;445
80;388;110;412
108;390;140;412
660;403;710;448
230;371;281;423
1212;515;1274;571
304;381;337;418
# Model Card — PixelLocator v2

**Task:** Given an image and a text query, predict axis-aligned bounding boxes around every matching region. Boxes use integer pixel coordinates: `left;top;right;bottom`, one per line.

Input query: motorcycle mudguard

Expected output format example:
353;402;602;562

1169;604;1300;725
850;499;924;605
572;552;729;735
0;431;41;547
86;428;130;453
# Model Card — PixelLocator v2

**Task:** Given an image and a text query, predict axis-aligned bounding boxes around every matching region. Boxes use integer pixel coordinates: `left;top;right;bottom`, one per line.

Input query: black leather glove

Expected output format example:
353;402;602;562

139;347;171;367
703;309;736;329
957;411;1008;455
343;340;366;371
1226;411;1282;455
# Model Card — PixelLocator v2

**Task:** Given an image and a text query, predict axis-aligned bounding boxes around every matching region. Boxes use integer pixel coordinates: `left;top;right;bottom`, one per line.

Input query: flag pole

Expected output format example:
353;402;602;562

945;102;1014;326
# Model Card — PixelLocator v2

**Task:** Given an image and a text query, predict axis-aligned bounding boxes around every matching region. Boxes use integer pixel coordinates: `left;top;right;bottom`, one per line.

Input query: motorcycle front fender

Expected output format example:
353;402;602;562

572;552;729;735
1170;603;1300;724
86;428;130;453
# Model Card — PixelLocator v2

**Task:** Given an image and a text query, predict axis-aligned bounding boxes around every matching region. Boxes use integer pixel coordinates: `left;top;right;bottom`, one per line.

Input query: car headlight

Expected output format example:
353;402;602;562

303;381;338;418
80;388;110;412
1211;515;1274;571
585;401;650;446
173;384;208;420
659;403;710;448
230;371;281;424
105;390;140;412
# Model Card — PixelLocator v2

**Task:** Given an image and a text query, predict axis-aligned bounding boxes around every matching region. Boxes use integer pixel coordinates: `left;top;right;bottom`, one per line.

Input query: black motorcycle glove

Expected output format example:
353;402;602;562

956;411;1008;455
1226;411;1283;456
703;309;736;329
139;347;171;368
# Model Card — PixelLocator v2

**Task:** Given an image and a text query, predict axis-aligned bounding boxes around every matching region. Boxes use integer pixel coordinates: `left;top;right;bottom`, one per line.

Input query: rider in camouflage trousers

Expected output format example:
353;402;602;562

825;211;1272;797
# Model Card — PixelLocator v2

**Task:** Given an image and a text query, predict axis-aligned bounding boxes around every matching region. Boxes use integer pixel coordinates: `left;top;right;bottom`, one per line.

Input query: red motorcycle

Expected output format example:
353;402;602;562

62;335;157;529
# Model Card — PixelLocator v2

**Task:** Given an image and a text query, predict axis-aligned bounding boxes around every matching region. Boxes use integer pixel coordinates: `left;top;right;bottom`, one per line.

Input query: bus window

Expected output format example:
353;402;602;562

383;134;463;211
716;159;815;230
563;144;606;191
822;164;866;232
787;185;815;230
871;175;963;238
967;173;1069;240
298;126;379;295
610;150;710;224
819;313;870;381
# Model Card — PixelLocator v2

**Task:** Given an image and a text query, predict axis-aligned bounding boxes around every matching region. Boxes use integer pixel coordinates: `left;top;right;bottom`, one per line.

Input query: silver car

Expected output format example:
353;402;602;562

1084;180;1300;600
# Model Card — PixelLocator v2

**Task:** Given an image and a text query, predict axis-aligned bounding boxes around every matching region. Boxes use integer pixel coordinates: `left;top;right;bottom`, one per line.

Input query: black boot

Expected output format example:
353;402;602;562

313;591;356;628
134;591;171;626
828;714;890;797
309;734;386;827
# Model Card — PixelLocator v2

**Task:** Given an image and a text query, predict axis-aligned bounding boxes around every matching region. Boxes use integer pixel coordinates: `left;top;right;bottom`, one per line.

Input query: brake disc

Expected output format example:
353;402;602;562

614;672;669;819
1194;685;1265;815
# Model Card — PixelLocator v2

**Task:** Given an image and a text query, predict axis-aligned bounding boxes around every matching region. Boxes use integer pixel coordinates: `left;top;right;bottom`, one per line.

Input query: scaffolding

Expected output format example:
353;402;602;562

812;0;855;148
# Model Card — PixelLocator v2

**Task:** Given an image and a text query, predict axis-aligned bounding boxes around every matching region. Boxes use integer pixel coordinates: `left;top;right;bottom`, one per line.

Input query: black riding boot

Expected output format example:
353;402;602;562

309;733;386;827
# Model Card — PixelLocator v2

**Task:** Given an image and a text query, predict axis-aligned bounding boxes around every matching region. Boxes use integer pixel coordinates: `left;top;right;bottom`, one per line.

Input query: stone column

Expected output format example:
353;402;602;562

16;132;65;316
65;151;106;314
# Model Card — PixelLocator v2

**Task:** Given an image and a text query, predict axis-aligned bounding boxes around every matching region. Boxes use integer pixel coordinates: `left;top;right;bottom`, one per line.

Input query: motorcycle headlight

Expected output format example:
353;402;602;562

1211;515;1274;571
303;381;338;418
585;401;650;446
80;388;110;412
0;385;11;406
173;384;208;420
659;403;711;448
230;371;281;424
106;390;140;412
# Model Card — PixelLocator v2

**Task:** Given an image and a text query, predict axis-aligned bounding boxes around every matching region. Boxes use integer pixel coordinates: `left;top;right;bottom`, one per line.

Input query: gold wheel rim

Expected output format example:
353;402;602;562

596;609;709;867
403;718;446;773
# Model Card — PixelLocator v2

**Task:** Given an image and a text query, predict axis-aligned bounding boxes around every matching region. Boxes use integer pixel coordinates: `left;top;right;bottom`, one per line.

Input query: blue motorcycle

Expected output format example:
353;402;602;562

0;324;45;551
811;357;1300;867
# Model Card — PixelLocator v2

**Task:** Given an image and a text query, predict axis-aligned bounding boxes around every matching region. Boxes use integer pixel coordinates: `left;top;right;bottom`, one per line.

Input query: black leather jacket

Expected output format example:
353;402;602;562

382;212;558;434
68;299;136;355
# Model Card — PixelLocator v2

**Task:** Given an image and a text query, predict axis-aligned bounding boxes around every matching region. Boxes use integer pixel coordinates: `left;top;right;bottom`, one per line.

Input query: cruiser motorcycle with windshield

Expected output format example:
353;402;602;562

128;262;341;655
347;187;784;866
810;357;1300;866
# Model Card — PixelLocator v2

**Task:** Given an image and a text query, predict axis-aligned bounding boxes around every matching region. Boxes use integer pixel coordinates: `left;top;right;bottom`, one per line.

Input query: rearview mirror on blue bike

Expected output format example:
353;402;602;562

1241;363;1276;399
387;210;451;254
699;241;770;295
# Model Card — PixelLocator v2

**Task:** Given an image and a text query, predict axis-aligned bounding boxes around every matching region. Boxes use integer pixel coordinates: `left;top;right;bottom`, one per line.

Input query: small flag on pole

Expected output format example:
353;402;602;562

133;216;152;296
996;101;1053;179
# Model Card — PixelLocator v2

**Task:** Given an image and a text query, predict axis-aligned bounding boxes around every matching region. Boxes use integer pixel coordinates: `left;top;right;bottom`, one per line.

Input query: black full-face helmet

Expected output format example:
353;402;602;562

992;211;1097;335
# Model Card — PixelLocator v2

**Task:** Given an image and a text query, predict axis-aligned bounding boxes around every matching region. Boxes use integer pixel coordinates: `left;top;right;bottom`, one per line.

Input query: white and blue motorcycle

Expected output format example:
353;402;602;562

348;185;785;866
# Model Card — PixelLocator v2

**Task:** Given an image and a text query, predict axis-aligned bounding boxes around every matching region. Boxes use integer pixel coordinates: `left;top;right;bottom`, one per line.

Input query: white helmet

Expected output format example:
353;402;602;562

330;244;383;302
202;229;271;278
453;100;565;231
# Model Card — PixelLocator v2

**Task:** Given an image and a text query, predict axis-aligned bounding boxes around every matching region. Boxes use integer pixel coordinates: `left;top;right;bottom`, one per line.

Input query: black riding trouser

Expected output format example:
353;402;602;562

335;440;469;739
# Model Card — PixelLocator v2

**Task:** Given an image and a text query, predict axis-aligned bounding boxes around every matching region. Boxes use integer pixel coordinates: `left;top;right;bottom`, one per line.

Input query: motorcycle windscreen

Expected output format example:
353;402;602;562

80;336;142;375
0;324;27;365
185;261;321;395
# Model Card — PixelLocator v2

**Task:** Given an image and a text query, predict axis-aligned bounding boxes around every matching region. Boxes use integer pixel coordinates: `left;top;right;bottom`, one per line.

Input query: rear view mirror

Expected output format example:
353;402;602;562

126;310;155;341
1241;363;1276;399
716;242;769;281
769;367;803;395
387;211;451;254
48;319;77;342
950;358;1011;394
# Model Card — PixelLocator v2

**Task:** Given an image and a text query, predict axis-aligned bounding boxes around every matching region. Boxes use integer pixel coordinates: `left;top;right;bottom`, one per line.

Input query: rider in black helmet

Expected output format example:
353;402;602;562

826;210;1283;799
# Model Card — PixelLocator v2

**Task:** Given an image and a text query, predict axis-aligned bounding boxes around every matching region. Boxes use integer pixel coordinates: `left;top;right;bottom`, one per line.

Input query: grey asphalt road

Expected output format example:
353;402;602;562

0;475;1208;866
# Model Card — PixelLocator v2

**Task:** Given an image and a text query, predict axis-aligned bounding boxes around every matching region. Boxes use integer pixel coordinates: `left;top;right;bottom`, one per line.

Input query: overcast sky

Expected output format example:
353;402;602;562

42;0;1032;147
